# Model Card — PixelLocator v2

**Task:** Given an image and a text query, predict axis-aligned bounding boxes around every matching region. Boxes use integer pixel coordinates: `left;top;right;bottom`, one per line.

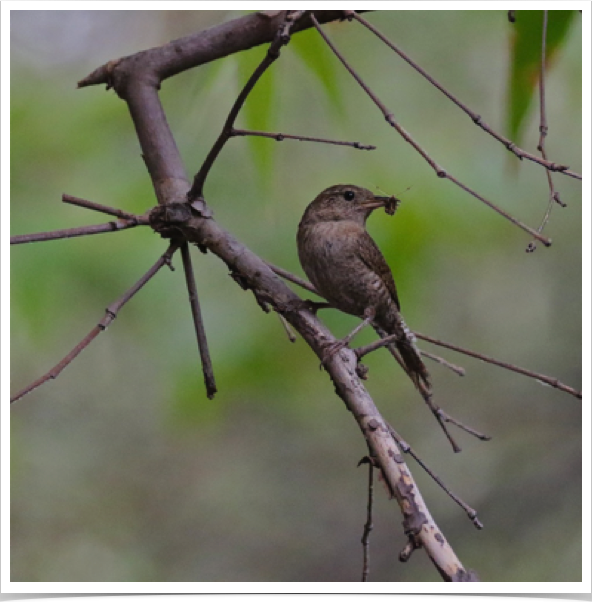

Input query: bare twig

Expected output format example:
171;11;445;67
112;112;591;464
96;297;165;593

265;261;318;295
230;128;376;150
10;218;147;245
11;243;179;404
420;350;465;377
388;424;483;529
180;242;217;399
310;13;553;247
359;456;375;582
348;11;580;181
527;11;567;253
62;193;144;221
415;331;582;400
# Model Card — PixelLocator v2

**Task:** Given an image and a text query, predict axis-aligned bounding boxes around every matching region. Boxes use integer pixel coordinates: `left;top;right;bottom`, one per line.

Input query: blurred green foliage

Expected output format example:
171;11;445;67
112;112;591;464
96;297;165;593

10;10;582;583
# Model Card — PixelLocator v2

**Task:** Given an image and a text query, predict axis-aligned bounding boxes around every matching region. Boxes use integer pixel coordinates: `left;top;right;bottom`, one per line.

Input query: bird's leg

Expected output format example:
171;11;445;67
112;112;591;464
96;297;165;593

321;307;376;366
305;300;333;315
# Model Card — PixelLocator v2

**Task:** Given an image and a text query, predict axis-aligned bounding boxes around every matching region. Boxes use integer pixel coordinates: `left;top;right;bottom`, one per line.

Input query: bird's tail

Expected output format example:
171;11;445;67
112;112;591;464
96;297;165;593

374;315;431;391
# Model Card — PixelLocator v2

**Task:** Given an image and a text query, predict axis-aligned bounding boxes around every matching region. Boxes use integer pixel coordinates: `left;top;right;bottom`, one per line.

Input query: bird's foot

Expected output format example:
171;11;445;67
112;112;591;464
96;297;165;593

319;339;350;368
319;308;376;369
304;300;332;315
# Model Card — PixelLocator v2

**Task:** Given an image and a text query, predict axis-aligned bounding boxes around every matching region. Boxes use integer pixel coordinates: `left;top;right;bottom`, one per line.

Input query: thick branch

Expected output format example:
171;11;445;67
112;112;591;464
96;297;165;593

78;11;368;88
74;13;473;580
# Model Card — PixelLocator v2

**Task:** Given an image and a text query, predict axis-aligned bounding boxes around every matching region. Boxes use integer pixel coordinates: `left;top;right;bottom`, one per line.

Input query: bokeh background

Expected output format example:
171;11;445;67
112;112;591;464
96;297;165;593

10;10;582;582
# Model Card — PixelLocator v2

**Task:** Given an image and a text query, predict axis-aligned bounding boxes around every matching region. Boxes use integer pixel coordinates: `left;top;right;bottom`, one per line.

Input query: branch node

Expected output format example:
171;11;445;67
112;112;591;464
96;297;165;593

399;537;420;562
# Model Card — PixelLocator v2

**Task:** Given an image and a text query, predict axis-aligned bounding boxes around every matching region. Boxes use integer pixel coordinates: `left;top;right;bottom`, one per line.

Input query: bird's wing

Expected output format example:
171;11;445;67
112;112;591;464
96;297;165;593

356;231;401;311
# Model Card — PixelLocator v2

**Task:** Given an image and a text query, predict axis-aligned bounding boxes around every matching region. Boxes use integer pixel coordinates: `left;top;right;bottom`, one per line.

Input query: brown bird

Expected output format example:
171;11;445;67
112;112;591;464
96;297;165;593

297;184;430;391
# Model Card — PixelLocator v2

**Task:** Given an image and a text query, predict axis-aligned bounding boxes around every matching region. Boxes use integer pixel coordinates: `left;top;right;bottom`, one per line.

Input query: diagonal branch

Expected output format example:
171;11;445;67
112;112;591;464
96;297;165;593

415;332;582;400
11;242;179;404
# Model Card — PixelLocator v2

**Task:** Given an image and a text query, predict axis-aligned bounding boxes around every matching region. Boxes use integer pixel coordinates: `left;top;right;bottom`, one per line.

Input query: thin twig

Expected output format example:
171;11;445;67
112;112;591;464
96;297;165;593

415;331;582;400
230;128;376;150
360;456;374;581
310;13;553;247
188;11;306;200
266;261;318;295
180;242;217;399
348;11;580;181
527;11;567;253
10;218;146;245
421;350;465;377
62;194;144;221
11;243;179;404
387;424;483;529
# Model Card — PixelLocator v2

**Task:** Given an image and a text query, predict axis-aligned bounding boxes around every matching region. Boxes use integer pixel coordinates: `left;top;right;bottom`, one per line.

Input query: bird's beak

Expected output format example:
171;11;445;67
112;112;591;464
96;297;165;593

361;195;400;216
360;196;391;210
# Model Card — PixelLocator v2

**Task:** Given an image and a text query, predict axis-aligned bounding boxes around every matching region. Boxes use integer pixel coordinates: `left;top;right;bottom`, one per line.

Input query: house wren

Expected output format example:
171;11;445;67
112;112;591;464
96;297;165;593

297;184;430;390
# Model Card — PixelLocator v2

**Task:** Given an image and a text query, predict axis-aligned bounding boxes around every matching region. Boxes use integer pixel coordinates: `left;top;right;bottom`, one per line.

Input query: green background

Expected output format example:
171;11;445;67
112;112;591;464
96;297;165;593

10;10;582;582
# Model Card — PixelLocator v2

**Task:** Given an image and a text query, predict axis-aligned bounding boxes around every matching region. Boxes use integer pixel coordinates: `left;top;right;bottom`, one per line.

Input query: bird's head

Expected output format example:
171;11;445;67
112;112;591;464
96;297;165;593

300;184;392;226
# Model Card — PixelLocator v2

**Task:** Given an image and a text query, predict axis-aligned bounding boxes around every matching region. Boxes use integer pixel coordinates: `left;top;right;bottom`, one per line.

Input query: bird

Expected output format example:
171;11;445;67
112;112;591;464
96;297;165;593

297;184;430;392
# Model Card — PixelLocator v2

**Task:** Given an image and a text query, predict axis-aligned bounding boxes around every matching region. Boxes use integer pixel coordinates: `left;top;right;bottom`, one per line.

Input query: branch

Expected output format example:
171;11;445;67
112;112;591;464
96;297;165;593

77;11;370;88
415;332;582;400
180;242;217;399
526;11;568;253
10;217;147;245
11;243;179;404
62;193;147;220
230;128;376;150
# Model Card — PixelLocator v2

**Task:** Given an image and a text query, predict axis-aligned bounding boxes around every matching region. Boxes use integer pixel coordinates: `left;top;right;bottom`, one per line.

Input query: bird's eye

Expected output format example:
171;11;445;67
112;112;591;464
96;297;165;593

343;190;355;201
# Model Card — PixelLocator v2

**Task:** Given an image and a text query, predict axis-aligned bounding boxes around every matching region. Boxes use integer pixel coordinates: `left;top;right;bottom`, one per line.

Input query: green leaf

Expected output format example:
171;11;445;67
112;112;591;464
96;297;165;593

290;27;345;118
508;10;577;143
235;48;278;186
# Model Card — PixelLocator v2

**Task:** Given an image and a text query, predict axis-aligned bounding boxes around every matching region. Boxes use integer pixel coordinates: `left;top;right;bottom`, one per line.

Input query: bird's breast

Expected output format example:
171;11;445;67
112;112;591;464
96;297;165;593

297;221;388;317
